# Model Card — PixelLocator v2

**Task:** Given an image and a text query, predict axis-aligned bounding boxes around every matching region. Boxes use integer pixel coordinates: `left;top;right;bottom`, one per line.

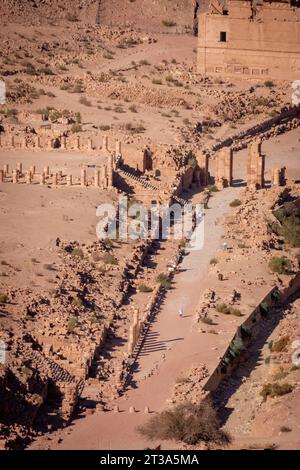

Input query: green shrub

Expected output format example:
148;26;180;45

187;156;197;168
71;247;84;259
71;124;82;133
79;96;92;107
280;426;291;433
71;297;83;308
67;317;79;334
156;273;171;290
259;302;270;317
102;253;118;265
207;185;218;193
271;335;290;353
272;202;300;247
162;20;177;27
264;80;274;88
216;303;242;316
269;256;292;274
260;382;293;401
230;199;241;207
137;401;230;445
138;284;153;293
0;293;8;304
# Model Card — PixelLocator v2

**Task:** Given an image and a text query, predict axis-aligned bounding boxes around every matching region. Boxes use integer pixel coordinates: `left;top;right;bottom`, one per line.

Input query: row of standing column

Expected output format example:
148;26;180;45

0;135;122;154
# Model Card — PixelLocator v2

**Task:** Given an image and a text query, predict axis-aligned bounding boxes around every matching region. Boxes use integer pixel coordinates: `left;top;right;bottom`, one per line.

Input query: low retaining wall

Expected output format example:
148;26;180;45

203;272;300;393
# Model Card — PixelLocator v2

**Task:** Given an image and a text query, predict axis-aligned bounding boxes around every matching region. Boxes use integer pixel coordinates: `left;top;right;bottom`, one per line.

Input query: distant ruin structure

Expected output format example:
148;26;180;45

197;1;300;80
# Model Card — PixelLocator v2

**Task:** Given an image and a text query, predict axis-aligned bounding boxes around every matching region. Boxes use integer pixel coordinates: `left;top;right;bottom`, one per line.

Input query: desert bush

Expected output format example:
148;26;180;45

66;13;79;22
71;297;83;308
155;273;171;290
137;401;230;445
152;79;163;85
71;124;82;133
200;316;214;325
230;199;241;207
40;67;55;75
264;80;274;88
272;202;300;247
280;426;291;433
187;156;197;168
260;382;293;401
272;369;289;381
269;256;292;274
210;258;218;266
162;20;177;27
129;105;138;113
138;284;153;293
216;303;242;316
271;335;290;353
67;317;79;333
207;185;218;193
0;293;8;304
102;253;118;265
79;96;92;107
103;52;114;60
71;247;84;259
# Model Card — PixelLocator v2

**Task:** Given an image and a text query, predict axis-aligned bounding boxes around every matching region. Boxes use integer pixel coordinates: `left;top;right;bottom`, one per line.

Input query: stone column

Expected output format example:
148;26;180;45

87;138;93;151
26;171;32;185
11;135;15;148
116;140;122;157
103;136;109;152
30;165;36;175
67;175;73;187
94;169;100;188
3;164;9;176
21;136;27;149
53;172;58;187
61;136;67;150
35;135;41;149
44;166;50;177
12;170;18;184
47;139;52;150
247;141;265;190
107;155;114;188
198;151;209;187
75;136;80;150
100;166;107;189
81;168;87;187
40;173;45;185
279;167;286;186
16;162;22;175
0;170;3;183
216;147;233;189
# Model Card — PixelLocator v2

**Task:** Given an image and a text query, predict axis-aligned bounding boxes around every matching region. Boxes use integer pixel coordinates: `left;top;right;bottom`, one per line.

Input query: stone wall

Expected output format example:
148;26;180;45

203;271;300;393
198;1;300;80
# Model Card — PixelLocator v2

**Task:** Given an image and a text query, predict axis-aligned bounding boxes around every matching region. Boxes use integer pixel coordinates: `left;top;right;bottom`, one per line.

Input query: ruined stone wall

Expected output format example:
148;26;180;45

203;271;300;393
198;1;300;80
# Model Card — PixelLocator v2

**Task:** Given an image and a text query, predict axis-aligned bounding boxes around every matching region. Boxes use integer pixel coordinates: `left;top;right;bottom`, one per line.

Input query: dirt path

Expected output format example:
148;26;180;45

30;187;243;450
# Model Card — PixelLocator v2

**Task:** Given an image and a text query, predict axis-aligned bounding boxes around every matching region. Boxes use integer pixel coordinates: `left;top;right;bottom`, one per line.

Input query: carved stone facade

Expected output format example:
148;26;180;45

197;1;300;80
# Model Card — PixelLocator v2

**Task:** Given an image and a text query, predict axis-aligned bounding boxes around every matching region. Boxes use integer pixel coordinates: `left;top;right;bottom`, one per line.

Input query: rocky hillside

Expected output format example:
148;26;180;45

0;0;208;32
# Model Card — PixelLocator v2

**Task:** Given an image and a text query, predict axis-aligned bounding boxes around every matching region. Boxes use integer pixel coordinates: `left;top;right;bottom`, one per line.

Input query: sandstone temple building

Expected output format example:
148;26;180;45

197;0;300;79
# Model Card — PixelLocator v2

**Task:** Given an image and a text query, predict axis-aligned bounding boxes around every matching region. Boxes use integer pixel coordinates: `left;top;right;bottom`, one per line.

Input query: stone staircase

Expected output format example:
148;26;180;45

116;167;160;191
22;346;84;396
